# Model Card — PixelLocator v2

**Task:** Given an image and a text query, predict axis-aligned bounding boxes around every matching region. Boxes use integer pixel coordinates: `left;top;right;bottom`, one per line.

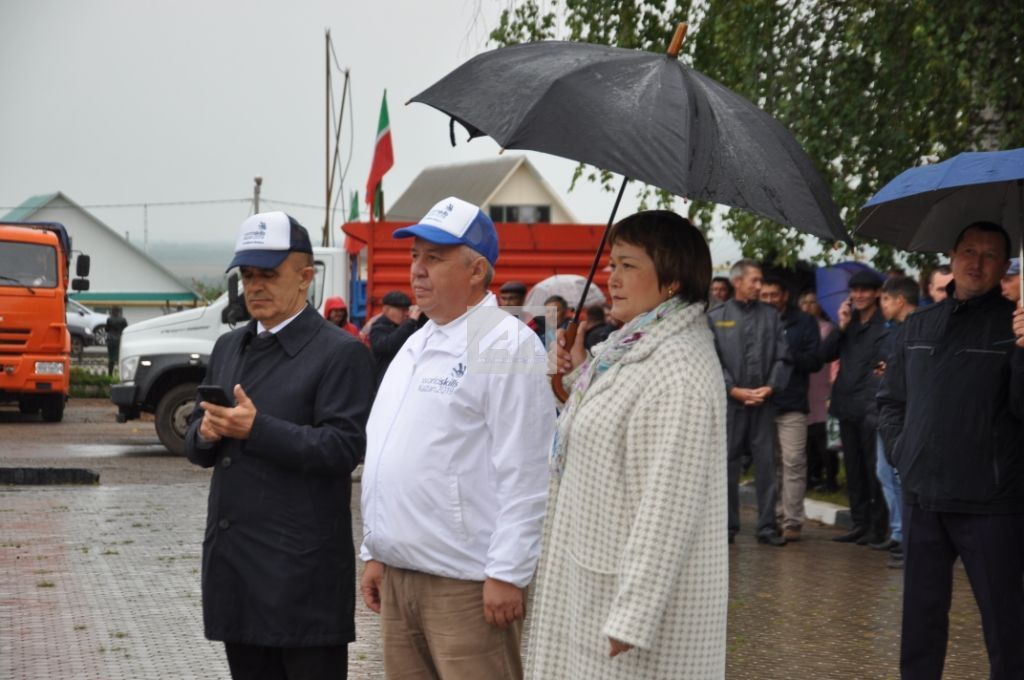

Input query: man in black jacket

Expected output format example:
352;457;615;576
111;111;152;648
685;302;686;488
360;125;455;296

185;212;375;680
878;222;1024;680
761;276;822;542
823;269;889;545
368;290;423;384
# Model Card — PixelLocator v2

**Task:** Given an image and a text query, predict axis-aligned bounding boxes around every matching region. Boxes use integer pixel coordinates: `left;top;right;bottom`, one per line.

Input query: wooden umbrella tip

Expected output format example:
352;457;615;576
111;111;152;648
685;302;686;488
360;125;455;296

667;22;689;58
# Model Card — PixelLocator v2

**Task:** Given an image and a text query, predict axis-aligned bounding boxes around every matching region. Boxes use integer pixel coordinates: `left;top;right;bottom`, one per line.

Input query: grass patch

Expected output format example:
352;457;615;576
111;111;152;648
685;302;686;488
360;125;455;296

36;580;55;588
69;367;117;398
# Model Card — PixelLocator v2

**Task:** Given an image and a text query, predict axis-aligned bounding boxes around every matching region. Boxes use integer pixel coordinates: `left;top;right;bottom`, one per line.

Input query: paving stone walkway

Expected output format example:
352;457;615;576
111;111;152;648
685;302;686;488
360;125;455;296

1;481;989;679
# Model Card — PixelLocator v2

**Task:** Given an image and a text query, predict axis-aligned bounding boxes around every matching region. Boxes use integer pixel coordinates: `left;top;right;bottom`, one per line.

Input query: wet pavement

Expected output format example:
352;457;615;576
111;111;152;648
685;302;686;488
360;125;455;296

1;401;991;679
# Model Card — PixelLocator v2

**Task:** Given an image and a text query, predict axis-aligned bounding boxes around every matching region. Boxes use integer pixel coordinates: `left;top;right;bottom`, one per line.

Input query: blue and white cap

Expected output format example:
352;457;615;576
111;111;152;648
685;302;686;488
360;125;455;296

226;211;313;272
392;196;499;265
1007;258;1020;276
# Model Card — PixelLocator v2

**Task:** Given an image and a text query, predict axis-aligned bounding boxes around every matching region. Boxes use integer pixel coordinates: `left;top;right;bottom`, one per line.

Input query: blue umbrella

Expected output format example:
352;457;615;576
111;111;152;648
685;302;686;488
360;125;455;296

855;147;1023;255
814;261;883;325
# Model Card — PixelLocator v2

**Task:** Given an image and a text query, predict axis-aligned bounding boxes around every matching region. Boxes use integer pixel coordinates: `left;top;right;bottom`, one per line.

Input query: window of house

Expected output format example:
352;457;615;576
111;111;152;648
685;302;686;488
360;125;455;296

489;205;551;223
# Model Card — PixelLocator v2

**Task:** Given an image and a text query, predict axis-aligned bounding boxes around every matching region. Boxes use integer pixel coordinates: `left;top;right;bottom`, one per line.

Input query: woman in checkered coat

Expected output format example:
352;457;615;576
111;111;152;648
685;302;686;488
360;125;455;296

525;211;728;679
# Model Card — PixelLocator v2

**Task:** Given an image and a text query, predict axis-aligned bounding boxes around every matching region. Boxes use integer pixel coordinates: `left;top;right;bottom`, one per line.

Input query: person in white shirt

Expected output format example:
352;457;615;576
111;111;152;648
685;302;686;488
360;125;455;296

359;197;555;680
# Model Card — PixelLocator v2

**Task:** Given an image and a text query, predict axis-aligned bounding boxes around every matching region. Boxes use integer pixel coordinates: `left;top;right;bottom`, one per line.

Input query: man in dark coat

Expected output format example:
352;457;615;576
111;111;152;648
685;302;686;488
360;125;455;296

879;222;1024;679
823;269;889;544
709;259;792;546
368;290;423;384
185;212;374;680
760;276;822;542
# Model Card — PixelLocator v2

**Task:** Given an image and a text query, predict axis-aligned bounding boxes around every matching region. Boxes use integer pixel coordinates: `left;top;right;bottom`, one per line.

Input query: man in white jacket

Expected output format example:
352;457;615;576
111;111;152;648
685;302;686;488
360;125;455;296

359;197;554;679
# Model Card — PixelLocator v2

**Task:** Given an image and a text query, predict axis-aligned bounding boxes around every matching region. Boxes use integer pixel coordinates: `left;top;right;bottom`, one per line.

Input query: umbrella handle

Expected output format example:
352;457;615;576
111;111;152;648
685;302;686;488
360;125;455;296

551;321;578;403
667;23;689;57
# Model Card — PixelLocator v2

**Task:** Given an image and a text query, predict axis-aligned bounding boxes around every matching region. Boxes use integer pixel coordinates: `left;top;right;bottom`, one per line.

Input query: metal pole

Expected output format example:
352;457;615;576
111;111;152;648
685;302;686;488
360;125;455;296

324;29;331;246
253;176;262;214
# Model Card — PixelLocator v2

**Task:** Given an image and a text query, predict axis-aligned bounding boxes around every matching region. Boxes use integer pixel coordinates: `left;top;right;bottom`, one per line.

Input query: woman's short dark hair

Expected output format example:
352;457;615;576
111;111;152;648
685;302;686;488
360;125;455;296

608;210;712;308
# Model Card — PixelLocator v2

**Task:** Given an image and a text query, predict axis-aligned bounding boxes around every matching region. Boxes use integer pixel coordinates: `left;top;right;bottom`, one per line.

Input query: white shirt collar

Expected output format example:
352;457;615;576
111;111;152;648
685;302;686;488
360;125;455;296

256;305;306;335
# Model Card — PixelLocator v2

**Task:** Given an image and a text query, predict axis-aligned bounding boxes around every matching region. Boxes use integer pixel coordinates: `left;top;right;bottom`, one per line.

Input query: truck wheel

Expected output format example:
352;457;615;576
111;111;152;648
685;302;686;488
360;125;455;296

18;397;39;415
40;394;65;422
155;382;198;456
70;334;84;358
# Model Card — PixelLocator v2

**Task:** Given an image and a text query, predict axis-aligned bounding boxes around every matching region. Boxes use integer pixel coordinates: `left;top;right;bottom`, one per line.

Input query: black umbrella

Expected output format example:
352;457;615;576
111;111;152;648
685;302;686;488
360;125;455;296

411;24;848;397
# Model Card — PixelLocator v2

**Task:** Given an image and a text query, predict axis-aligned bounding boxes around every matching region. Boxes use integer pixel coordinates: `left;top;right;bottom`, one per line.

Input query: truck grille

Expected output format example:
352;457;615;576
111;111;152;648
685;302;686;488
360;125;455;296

0;327;30;353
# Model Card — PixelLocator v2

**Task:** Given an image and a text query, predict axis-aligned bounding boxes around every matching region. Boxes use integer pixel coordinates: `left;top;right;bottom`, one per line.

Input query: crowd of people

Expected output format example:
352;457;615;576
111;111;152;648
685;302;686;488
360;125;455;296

183;201;1024;680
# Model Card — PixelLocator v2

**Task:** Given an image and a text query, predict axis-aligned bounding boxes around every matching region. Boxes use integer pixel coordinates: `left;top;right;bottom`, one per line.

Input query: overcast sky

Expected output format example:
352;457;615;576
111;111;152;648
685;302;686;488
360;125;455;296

1;0;740;263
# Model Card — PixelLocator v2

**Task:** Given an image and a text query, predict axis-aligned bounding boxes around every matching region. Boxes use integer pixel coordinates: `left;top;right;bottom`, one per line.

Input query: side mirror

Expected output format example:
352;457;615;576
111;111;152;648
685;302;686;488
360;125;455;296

71;278;90;292
76;255;91;277
222;273;250;325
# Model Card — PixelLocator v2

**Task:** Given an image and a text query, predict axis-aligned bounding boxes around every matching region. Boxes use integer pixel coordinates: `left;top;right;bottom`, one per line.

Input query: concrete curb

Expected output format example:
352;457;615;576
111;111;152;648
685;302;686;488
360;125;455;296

739;482;852;529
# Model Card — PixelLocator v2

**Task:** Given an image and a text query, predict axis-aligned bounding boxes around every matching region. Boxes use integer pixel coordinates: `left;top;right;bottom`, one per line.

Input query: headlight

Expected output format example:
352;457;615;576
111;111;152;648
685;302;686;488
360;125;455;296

35;362;65;375
120;356;140;382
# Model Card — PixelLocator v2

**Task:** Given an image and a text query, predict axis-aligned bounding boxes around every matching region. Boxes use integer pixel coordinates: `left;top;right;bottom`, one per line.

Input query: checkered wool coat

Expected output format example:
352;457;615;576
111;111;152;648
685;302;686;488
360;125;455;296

525;303;729;679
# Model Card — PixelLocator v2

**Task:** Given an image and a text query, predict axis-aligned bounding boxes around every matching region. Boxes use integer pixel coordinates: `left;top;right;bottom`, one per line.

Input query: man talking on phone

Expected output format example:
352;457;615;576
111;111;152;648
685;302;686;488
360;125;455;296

185;212;375;680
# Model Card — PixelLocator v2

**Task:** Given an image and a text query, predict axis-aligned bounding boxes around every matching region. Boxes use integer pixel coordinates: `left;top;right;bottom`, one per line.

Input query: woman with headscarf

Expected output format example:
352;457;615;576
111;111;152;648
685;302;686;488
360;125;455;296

525;210;728;679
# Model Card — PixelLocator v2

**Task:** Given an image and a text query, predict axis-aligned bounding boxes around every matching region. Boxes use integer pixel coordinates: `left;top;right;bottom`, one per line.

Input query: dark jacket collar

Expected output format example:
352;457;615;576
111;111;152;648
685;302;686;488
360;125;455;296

948;284;1005;315
244;305;322;358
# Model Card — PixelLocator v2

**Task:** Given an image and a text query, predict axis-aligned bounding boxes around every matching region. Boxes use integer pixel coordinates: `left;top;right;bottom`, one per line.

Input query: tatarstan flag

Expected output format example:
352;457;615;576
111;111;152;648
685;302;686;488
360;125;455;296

365;91;394;220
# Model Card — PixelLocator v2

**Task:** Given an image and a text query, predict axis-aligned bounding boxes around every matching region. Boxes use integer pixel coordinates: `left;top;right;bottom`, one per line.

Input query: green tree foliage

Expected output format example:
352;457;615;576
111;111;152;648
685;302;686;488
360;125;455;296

490;1;1024;270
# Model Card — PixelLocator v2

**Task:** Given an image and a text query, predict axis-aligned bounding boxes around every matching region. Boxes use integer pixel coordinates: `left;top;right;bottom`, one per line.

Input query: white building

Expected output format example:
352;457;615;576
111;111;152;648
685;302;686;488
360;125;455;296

386;155;577;224
2;192;199;323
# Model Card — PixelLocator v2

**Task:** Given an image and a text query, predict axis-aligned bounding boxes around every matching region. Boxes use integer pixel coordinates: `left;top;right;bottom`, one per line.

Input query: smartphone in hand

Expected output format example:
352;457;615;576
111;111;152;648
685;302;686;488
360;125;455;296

197;384;234;408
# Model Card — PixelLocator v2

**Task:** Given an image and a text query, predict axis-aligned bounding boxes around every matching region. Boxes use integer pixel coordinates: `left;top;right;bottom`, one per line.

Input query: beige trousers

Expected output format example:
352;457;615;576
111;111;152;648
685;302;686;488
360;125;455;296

774;410;808;530
380;565;523;680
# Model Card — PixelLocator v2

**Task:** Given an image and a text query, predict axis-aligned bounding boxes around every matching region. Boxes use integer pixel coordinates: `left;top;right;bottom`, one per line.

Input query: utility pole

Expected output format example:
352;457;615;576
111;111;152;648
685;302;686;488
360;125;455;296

253;176;263;214
324;29;331;247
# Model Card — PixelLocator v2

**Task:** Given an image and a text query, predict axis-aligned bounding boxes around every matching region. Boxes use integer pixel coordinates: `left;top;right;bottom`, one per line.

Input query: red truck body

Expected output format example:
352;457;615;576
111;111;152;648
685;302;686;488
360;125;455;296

342;220;611;319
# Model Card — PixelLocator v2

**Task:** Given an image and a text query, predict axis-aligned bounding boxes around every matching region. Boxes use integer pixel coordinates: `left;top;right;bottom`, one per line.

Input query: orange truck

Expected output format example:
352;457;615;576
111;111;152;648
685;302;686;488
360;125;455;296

0;222;90;421
341;220;611;320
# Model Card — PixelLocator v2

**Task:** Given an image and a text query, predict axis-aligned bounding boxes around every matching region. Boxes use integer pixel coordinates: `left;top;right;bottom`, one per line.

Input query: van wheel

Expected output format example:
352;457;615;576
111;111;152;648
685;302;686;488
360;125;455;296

40;394;65;422
155;382;198;456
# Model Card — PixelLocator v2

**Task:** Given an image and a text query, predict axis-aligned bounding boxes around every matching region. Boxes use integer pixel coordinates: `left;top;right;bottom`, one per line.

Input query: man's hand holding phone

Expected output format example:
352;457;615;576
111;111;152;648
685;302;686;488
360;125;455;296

837;297;853;331
198;384;258;441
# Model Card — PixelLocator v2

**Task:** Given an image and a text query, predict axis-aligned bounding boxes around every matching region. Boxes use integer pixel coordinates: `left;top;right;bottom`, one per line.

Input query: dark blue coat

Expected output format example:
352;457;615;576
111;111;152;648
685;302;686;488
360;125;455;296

185;305;374;647
772;308;823;414
878;287;1024;513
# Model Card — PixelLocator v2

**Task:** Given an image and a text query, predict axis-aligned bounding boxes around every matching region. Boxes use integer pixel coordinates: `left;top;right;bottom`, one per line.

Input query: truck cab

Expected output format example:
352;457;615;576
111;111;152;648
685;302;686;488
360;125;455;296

111;247;349;455
0;222;90;421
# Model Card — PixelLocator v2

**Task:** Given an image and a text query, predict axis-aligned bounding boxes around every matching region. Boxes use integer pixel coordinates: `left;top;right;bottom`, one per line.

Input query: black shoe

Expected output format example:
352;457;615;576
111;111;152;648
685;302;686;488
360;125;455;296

832;527;865;543
869;538;899;551
888;551;904;569
728;533;735;545
888;541;902;554
757;532;787;547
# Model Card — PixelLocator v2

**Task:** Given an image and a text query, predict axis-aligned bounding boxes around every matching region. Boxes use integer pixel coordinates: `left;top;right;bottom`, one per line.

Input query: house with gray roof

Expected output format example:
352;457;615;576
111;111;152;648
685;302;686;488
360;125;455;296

385;155;577;224
2;192;198;323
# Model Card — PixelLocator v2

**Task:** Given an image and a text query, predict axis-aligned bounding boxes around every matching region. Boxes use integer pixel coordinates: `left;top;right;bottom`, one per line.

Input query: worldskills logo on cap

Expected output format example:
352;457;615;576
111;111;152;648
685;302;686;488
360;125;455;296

236;213;290;251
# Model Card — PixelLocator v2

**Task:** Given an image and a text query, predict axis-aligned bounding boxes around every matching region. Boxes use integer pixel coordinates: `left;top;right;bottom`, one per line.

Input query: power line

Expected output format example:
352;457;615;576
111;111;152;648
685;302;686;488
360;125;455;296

0;196;322;211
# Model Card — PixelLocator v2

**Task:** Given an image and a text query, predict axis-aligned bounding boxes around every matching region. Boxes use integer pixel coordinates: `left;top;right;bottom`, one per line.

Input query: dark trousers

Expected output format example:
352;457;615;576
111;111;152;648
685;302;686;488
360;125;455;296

727;402;778;537
901;506;1024;680
806;421;838;487
225;642;348;680
838;417;887;538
